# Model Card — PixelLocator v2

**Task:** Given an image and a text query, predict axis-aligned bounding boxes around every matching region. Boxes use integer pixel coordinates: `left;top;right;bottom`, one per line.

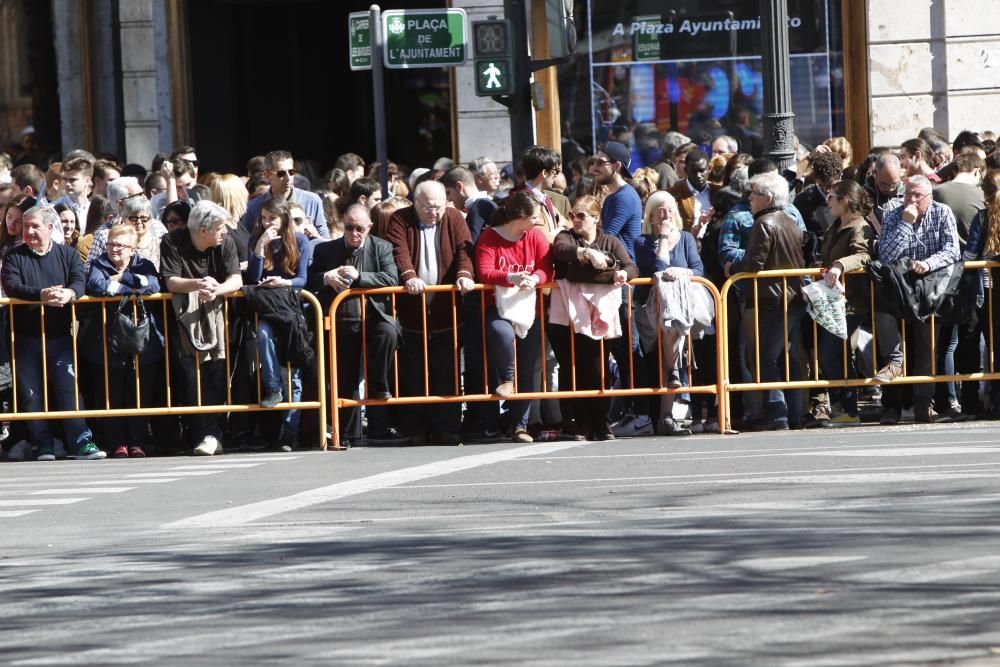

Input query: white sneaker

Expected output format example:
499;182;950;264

611;414;654;437
7;440;33;461
193;436;222;456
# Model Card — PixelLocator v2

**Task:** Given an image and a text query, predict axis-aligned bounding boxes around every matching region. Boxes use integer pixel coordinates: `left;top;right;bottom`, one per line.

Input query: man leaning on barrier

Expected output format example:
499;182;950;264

159;200;243;456
308;204;403;446
0;205;105;460
384;180;475;445
872;175;961;425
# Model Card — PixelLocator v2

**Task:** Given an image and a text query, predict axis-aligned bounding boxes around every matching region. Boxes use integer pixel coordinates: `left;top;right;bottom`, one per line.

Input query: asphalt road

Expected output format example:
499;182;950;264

2;422;1000;666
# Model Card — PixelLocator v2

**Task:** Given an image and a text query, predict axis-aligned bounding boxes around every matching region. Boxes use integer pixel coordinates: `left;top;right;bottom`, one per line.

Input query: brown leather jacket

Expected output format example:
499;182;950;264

732;206;805;308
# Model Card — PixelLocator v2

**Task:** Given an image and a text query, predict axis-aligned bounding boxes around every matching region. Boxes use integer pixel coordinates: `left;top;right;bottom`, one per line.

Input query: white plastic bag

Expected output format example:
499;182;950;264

801;279;847;339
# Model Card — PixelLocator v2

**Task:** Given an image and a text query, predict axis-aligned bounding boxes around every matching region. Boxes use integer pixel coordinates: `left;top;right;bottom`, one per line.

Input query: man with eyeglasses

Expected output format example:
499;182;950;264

872;175;961;425
239;149;328;239
384;180;475;445
308;204;403;446
512;146;569;242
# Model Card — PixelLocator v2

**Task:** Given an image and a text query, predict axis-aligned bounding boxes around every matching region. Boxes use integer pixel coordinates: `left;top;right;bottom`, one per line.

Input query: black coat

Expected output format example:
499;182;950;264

307;236;401;335
868;258;963;322
242;285;314;368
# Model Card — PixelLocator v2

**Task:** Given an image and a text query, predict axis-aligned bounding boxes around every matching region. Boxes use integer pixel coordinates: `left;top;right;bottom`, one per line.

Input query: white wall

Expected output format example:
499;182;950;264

868;0;1000;145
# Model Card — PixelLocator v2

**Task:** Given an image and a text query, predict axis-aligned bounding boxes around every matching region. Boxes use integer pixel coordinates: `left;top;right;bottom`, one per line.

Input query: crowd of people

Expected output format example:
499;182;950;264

0;123;998;458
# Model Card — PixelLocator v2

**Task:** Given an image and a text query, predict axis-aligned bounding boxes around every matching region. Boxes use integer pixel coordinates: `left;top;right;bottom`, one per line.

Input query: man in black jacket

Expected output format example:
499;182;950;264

308;204;403;445
1;206;104;460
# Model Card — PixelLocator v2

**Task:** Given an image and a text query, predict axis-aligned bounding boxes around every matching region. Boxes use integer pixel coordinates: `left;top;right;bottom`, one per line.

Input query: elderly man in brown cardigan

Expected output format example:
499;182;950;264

384;180;475;444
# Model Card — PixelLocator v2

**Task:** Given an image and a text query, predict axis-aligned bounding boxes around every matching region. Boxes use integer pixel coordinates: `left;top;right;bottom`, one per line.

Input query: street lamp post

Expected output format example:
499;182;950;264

760;0;796;171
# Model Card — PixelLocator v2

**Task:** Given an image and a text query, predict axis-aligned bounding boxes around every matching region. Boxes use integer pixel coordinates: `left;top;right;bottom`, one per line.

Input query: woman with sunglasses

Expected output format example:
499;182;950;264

121;195;166;269
247;197;313;451
817;180;876;426
548;195;636;441
84;224;164;458
474;191;553;443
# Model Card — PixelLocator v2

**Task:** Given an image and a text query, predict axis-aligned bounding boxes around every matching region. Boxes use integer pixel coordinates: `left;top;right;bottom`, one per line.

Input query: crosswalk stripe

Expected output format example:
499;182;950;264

0;510;40;517
167;465;262;471
28;488;136;495
0;498;88;506
124;471;224;478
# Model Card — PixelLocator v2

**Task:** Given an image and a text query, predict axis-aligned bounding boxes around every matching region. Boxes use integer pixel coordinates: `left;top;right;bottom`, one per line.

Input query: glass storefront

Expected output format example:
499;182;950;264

558;0;845;167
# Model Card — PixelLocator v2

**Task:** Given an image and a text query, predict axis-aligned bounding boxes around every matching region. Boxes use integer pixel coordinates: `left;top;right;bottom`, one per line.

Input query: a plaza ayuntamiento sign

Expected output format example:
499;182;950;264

593;0;828;63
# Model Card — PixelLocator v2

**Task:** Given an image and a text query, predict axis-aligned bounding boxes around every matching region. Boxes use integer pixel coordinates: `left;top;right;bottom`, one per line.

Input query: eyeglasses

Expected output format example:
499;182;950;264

590;159;614;167
127;215;151;224
905;191;931;201
421;204;444;212
343;224;368;233
188;159;200;168
108;242;134;250
568;211;588;221
274;169;297;178
164;216;183;226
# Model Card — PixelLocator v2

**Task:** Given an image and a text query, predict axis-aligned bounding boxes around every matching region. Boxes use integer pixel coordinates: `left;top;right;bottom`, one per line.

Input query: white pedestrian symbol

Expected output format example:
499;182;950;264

483;62;502;89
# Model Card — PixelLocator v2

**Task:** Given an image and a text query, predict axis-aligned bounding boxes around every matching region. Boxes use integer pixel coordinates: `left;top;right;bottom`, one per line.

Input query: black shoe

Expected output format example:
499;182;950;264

260;389;283;409
667;369;682;389
591;428;615;441
368;428;410;445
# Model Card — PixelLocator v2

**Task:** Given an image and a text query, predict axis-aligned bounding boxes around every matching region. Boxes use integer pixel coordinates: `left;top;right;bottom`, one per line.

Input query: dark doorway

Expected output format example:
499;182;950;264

188;0;452;179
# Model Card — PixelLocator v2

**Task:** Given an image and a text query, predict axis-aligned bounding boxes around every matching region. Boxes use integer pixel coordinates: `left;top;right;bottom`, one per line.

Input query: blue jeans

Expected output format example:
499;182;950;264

15;335;93;451
752;301;805;425
257;319;303;439
485;306;540;431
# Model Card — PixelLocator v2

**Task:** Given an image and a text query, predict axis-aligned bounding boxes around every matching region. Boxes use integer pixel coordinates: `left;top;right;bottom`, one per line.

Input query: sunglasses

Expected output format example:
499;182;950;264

569;211;588;221
108;242;134;250
127;215;151;224
274;169;297;178
343;224;367;233
164;216;183;226
292;216;306;225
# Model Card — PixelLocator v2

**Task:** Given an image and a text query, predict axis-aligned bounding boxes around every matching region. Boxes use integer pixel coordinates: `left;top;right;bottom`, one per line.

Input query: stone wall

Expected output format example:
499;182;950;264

868;0;1000;145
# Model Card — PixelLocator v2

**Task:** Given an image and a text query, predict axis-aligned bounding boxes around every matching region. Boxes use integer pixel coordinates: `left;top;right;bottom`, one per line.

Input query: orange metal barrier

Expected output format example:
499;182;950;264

719;261;1000;430
0;291;327;449
325;277;726;448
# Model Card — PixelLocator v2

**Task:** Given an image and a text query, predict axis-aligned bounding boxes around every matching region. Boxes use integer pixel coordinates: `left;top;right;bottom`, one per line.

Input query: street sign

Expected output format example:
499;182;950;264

382;9;468;69
632;15;661;62
474;58;512;96
348;12;372;71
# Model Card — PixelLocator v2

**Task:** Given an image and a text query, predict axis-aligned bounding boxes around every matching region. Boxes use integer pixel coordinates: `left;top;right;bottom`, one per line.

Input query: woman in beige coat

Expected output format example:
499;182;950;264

817;179;877;424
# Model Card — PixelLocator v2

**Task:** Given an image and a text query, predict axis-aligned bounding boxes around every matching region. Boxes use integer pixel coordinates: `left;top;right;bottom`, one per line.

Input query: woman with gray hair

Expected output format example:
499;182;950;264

728;171;807;430
120;193;166;269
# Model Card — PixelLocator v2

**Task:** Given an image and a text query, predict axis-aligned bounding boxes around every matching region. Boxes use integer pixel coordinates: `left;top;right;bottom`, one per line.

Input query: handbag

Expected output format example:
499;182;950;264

110;295;151;356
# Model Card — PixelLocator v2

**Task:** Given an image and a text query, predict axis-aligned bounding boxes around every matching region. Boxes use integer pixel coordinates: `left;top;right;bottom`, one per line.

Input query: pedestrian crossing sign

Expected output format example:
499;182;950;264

475;58;512;96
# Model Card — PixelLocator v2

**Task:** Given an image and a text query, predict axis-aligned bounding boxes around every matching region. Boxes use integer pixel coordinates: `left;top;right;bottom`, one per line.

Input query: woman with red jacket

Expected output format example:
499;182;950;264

475;191;553;443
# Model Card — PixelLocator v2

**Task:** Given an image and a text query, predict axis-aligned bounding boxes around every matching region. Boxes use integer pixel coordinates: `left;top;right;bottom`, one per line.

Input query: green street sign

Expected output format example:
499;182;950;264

474;58;512;96
348;12;372;71
382;9;468;69
633;15;661;61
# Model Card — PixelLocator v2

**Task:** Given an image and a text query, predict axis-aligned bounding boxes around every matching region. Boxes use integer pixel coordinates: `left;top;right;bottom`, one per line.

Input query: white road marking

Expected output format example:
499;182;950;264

167;464;262;471
397;461;1000;489
124;471;224;478
0;498;88;506
79;478;179;485
0;510;40;518
166;439;592;529
28;488;135;495
801;446;1000;457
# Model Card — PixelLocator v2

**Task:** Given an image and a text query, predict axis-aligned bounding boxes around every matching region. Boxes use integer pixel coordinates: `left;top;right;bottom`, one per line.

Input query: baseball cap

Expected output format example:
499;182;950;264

601;141;632;178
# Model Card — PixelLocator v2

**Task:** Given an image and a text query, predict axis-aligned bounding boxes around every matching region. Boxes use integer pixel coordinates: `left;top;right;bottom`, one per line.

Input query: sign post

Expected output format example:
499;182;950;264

382;9;468;69
370;5;389;195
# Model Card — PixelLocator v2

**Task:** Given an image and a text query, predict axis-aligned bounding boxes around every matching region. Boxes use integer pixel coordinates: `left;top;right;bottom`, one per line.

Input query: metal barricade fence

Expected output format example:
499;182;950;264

719;261;1000;430
0;291;327;449
325;277;726;448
